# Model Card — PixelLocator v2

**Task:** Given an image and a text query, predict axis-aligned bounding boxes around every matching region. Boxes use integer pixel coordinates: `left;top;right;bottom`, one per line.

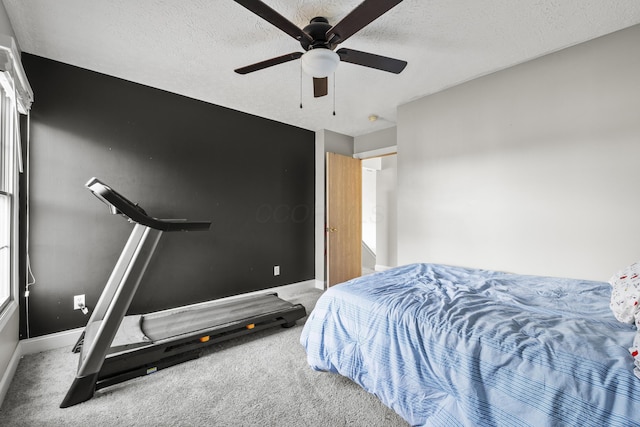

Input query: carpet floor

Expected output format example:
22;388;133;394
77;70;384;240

0;286;409;426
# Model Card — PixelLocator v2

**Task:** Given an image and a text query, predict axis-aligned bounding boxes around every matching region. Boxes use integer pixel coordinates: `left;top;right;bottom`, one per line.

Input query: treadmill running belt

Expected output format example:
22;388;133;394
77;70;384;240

140;293;297;341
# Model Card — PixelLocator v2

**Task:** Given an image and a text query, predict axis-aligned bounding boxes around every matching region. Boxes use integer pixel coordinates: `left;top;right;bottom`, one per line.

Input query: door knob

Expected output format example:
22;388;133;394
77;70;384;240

327;227;337;232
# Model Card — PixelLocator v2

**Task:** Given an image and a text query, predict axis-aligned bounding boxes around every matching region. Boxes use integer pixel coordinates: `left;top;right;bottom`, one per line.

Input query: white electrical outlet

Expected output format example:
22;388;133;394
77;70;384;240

274;265;280;276
73;294;85;310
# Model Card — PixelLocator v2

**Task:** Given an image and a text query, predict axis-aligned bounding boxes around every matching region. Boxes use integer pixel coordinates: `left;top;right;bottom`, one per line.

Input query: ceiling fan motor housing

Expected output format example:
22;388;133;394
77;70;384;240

301;17;336;50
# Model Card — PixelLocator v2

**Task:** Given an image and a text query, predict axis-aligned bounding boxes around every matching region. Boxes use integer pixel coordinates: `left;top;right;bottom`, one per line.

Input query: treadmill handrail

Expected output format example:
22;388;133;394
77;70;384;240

86;177;211;232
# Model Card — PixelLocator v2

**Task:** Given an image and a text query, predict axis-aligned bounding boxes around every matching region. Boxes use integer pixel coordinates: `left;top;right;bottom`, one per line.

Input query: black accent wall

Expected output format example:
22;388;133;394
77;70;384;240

20;54;315;338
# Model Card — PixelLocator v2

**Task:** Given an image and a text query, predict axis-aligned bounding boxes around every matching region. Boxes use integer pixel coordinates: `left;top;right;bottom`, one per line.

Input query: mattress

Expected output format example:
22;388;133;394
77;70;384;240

300;263;640;426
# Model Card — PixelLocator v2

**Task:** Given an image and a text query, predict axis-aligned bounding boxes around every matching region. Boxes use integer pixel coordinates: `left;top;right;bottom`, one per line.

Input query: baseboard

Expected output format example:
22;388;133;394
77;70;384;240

0;343;22;407
20;327;84;356
268;279;318;295
375;264;394;272
1;327;83;406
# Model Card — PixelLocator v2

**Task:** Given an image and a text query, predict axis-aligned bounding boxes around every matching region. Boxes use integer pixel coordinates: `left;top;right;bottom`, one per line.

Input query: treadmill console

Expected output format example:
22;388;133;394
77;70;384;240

85;177;211;232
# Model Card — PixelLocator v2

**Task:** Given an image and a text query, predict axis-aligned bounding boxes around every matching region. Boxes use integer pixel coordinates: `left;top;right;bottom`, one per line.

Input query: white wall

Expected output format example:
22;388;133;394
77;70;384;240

397;24;640;281
376;155;397;268
361;160;378;253
354;126;396;153
0;3;15;40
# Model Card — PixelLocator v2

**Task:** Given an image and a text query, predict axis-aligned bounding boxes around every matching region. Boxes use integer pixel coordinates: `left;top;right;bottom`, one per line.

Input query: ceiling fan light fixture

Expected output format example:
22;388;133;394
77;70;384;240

301;48;339;78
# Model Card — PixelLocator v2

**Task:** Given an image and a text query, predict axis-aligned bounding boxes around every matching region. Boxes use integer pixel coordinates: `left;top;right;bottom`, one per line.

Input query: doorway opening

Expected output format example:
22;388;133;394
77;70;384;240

361;154;397;275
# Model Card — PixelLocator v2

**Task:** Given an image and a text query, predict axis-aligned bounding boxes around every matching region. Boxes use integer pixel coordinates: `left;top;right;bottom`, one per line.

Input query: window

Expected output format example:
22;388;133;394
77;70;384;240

0;36;33;315
0;192;10;308
0;71;19;311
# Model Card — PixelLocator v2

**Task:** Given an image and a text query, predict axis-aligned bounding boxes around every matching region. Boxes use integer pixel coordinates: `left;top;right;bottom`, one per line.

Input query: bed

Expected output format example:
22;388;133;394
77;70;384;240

300;263;640;426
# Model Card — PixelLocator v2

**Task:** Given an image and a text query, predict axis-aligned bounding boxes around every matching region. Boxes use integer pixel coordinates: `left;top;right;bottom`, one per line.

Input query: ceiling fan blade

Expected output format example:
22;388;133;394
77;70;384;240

313;77;328;97
235;52;303;74
233;0;313;44
326;0;403;45
337;48;407;74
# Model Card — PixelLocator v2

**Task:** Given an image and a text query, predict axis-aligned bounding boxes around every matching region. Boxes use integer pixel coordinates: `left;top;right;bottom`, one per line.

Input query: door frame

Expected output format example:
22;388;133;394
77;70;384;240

313;133;397;289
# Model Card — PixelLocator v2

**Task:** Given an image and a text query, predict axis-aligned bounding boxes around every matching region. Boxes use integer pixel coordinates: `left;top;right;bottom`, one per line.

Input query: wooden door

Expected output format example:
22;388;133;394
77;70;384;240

326;152;362;287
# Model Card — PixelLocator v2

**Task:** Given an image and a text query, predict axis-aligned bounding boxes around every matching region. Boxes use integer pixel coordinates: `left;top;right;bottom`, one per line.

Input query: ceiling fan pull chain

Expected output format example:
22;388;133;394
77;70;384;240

332;72;336;116
299;62;303;109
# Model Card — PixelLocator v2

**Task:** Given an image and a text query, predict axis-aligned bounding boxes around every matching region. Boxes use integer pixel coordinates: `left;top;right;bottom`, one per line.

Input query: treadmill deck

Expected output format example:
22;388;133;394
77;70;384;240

103;293;302;349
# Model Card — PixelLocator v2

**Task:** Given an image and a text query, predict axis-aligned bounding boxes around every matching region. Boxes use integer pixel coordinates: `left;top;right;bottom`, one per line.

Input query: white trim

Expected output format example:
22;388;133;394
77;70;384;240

375;264;394;272
0;326;84;406
271;279;317;294
0;342;21;406
0;35;33;114
315;132;326;287
353;145;397;160
20;326;84;355
313;279;325;290
0;300;17;332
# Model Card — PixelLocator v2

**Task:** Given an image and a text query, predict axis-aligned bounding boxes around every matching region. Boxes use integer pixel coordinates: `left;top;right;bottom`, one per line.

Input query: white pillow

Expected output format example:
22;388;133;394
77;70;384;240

609;262;640;324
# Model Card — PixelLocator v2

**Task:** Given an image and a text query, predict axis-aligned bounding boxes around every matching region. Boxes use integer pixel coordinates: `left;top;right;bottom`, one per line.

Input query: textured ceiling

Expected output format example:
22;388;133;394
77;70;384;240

3;0;640;136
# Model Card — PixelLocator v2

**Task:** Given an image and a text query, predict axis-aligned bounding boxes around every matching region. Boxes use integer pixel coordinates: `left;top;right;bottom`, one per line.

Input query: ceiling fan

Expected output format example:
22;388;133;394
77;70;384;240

233;0;408;98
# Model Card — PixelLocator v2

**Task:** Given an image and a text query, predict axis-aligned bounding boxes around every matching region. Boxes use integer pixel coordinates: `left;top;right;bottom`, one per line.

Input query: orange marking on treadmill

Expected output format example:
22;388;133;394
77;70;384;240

246;323;255;329
199;336;210;343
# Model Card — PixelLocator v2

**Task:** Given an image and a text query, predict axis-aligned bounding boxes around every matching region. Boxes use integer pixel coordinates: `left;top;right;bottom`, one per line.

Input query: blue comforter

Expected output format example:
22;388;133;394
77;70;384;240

300;263;640;426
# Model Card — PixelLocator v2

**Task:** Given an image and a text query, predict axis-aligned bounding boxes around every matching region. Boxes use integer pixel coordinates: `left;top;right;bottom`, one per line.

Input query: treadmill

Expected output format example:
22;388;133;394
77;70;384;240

60;178;307;408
